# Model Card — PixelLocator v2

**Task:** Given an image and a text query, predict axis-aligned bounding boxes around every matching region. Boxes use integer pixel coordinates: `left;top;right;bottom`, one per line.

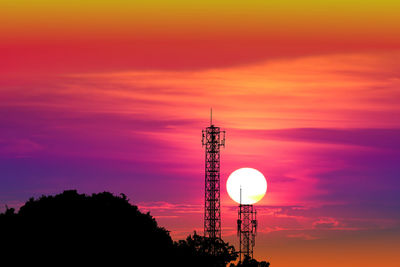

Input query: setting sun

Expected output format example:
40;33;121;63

226;168;267;205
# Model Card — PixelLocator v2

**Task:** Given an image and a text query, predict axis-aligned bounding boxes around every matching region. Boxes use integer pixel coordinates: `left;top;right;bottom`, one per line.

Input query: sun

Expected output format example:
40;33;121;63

226;168;267;205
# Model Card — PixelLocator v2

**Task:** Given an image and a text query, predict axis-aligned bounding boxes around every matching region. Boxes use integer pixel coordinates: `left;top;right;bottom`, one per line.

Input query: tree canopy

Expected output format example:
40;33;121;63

232;255;271;267
0;190;241;266
1;190;172;265
174;232;238;267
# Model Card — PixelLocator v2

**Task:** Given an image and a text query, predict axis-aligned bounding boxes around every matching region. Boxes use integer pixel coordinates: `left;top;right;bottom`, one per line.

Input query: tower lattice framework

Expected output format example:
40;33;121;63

237;204;257;262
202;114;225;241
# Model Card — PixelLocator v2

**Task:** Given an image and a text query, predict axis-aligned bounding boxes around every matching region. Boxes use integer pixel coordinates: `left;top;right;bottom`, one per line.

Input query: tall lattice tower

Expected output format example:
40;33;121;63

202;110;225;241
237;203;257;262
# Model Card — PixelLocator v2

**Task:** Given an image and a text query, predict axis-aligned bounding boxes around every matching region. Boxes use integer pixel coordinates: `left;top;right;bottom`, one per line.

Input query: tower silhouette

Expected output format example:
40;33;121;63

237;188;257;262
202;109;225;243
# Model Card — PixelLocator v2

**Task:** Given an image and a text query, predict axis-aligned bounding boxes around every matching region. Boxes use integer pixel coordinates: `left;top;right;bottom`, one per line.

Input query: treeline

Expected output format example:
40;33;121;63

0;190;269;266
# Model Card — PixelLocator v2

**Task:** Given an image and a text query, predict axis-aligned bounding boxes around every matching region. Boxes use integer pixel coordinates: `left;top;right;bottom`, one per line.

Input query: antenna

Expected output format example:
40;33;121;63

237;185;257;263
240;186;242;205
210;108;213;126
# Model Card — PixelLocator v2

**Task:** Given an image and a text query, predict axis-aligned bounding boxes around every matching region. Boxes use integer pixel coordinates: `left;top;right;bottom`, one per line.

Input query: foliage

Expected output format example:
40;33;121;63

231;255;271;267
174;232;238;267
0;190;173;266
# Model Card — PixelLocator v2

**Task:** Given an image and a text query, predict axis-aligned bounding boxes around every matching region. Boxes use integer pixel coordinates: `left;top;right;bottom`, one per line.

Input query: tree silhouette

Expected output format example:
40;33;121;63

230;255;271;267
1;190;173;266
174;232;238;267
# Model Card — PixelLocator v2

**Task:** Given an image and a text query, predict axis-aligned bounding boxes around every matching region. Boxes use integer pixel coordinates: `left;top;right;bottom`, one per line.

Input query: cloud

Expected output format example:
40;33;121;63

232;128;400;151
137;201;202;215
1;51;400;248
312;217;340;229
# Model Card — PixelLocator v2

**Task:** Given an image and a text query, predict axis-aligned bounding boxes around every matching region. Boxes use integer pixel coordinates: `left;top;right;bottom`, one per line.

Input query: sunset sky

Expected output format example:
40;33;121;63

1;1;400;266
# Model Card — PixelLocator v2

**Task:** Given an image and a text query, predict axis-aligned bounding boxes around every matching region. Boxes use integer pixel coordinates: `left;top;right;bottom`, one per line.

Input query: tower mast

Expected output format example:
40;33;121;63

202;109;225;247
237;188;257;262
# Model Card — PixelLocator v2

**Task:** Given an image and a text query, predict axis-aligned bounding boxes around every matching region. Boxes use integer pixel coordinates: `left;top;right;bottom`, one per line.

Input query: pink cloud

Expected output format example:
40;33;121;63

312;217;340;229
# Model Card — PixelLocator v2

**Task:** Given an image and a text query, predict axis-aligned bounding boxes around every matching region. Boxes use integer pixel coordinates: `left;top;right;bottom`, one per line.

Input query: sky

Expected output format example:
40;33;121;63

1;1;400;266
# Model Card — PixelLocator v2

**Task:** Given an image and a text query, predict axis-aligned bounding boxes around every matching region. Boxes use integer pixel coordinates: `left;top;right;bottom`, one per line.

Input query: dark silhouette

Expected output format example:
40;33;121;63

230;255;271;267
202;114;226;241
0;190;241;266
1;190;173;265
174;232;237;267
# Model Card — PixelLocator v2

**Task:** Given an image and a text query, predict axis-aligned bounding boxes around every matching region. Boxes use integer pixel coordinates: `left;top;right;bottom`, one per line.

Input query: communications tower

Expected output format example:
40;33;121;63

202;109;225;241
237;189;257;262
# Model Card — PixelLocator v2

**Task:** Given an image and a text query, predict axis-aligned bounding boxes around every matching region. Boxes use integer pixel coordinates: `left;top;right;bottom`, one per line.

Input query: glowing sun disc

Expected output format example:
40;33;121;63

226;168;267;205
